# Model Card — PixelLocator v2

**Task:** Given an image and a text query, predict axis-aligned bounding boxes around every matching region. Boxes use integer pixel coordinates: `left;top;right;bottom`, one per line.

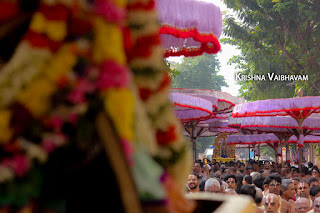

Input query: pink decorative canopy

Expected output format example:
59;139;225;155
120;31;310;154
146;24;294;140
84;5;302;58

240;116;320;132
209;120;239;134
172;88;245;112
231;96;320;167
232;96;320;119
169;93;213;122
155;0;222;57
226;134;287;145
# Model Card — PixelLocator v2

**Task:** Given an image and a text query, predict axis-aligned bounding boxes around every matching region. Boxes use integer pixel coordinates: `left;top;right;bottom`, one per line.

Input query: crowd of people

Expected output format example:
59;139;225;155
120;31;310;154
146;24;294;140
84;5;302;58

187;159;320;213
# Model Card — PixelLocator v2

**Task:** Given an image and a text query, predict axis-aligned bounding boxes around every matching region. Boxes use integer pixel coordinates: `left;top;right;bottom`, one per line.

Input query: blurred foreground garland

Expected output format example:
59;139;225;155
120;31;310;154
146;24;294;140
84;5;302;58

0;0;193;212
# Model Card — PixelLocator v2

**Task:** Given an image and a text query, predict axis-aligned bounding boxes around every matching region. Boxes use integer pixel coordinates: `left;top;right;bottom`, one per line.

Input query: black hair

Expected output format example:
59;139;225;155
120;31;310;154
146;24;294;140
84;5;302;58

292;177;300;182
283;162;290;167
244;175;253;185
229;167;237;173
258;170;264;174
198;178;207;191
270;169;277;173
312;167;320;174
253;175;265;190
310;186;320;197
239;185;256;200
239;163;245;167
301;166;310;175
248;159;254;165
293;168;300;174
308;162;314;169
269;173;282;184
235;174;244;194
307;177;318;186
224;174;236;182
191;172;201;180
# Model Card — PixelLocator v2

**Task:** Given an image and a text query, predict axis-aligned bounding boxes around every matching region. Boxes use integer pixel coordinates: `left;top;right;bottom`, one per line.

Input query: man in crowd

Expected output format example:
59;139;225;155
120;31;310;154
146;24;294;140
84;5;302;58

264;173;289;213
204;178;220;193
264;161;271;171
281;179;296;213
295;197;311;213
264;193;280;213
313;196;320;213
298;181;311;202
193;162;205;178
310;186;320;204
187;173;200;193
224;174;237;191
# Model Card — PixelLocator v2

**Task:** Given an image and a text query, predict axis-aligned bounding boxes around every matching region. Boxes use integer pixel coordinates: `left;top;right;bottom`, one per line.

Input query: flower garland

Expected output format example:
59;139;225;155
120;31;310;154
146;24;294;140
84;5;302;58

0;0;194;211
127;0;193;211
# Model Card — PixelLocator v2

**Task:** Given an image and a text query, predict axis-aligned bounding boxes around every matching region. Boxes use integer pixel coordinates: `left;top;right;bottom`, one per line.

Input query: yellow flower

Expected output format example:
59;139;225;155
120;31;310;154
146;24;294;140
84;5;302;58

29;12;67;41
93;17;126;65
46;21;67;41
30;13;46;33
103;89;134;141
112;0;127;8
0;110;13;143
45;46;77;82
17;78;55;117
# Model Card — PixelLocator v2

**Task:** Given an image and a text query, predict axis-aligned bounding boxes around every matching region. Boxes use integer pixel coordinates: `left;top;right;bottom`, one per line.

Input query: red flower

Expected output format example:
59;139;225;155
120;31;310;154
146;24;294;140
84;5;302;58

24;30;62;52
156;126;177;146
1;155;30;177
139;88;152;101
40;4;69;21
96;61;130;90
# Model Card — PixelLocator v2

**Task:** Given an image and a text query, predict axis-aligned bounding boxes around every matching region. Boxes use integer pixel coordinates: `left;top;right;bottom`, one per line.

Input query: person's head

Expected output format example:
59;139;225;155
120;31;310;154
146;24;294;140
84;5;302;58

229;167;237;174
314;196;320;213
259;163;264;170
214;162;220;169
264;161;271;170
253;161;259;171
239;163;245;172
253;174;265;190
239;185;256;200
307;177;319;189
312;168;320;178
243;175;253;185
281;179;295;200
293;168;300;178
308;162;314;169
255;187;263;205
301;166;309;177
198;178;207;191
295;197;310;213
193;162;201;173
264;193;279;213
292;177;300;193
224;174;237;190
204;178;220;193
283;162;290;172
246;166;253;175
310;186;320;203
188;173;200;191
267;173;282;195
298;180;310;198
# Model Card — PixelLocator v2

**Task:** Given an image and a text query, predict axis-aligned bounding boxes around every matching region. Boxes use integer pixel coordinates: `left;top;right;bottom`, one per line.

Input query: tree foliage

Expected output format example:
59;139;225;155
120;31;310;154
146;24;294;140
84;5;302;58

222;0;320;100
170;54;228;90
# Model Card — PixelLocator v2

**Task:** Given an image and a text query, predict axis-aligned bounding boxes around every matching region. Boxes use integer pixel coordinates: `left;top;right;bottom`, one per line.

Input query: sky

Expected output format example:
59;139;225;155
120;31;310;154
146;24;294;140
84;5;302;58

167;0;241;96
